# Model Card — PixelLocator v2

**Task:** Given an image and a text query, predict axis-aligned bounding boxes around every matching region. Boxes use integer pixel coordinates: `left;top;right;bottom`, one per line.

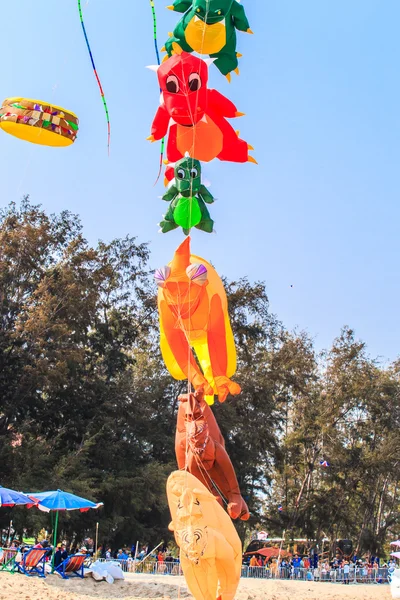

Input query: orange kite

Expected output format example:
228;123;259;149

155;237;240;403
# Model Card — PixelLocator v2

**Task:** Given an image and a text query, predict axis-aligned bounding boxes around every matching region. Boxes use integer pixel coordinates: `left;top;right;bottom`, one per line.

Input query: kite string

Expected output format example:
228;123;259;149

78;0;111;154
162;5;217;591
179;0;211;231
183;0;210;397
175;0;212;459
149;0;165;184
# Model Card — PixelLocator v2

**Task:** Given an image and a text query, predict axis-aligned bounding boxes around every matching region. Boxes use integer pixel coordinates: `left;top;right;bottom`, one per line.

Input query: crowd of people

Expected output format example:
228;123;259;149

2;536;397;584
244;552;393;584
96;546;180;573
0;537;92;569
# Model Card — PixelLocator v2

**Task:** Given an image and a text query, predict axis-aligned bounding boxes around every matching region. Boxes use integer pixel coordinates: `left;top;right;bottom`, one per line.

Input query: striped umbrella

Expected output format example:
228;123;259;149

26;489;103;570
0;486;35;507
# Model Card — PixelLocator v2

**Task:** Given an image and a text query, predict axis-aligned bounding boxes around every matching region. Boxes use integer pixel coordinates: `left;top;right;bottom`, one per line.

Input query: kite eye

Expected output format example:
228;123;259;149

188;73;201;92
177;168;186;180
186;263;208;286
190;167;198;179
166;75;180;94
155;266;171;287
216;10;223;15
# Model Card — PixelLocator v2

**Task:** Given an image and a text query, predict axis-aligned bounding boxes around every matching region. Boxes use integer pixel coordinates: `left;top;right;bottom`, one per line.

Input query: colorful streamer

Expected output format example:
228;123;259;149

150;0;162;65
149;0;165;184
78;0;111;154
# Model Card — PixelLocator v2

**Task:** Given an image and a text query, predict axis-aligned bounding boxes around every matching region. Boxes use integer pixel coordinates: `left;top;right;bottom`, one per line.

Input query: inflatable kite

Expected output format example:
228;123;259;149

161;156;214;234
0;98;78;147
176;387;250;520
165;0;252;79
148;52;256;164
155;237;240;403
167;470;242;600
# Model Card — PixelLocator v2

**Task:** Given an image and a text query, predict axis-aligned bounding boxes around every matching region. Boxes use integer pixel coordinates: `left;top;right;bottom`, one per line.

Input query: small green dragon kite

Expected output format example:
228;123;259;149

160;157;214;235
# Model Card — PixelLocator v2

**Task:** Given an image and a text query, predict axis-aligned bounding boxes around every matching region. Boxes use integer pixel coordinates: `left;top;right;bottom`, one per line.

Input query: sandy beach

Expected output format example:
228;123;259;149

0;573;391;600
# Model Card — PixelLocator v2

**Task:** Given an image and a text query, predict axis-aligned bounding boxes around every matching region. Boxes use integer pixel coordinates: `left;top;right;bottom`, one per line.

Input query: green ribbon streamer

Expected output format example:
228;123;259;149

67;121;79;131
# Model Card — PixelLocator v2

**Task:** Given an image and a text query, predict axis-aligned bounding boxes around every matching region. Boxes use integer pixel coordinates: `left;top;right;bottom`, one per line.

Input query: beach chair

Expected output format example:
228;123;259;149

0;548;19;573
14;548;47;577
55;554;86;579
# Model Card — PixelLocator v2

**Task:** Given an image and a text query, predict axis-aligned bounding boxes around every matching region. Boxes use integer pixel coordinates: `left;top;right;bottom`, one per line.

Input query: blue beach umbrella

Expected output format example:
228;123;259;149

30;490;103;512
26;489;103;569
0;486;36;507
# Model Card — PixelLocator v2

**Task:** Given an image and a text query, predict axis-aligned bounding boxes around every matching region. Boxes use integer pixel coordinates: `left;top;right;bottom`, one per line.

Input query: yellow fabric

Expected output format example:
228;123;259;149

0;122;73;147
185;17;227;55
159;299;187;381
0;97;77;147
167;471;242;600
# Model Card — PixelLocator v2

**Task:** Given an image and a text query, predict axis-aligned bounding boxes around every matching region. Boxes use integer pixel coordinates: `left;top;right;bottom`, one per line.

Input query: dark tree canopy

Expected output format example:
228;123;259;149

1;199;399;557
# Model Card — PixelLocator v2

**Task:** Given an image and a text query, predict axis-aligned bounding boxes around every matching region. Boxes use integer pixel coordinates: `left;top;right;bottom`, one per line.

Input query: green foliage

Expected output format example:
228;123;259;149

266;328;400;556
1;200;399;557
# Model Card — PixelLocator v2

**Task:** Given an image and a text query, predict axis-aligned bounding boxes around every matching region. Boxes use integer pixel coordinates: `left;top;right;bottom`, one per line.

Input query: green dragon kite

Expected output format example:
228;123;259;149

164;0;252;80
160;157;214;235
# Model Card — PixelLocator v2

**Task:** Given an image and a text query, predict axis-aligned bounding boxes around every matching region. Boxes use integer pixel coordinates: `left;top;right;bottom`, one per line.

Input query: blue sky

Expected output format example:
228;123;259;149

1;0;399;362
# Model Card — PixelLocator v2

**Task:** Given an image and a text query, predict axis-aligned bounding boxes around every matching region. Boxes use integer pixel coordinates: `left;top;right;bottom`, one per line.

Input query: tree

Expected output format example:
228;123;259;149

1;200;399;557
0;198;173;545
265;327;400;557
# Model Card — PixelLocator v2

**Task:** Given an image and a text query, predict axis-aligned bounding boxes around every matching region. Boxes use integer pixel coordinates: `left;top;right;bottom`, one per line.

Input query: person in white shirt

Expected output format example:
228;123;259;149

343;561;350;585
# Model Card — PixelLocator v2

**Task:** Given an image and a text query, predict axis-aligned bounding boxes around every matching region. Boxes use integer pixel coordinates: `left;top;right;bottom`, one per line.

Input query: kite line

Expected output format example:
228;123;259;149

149;0;165;184
78;0;111;154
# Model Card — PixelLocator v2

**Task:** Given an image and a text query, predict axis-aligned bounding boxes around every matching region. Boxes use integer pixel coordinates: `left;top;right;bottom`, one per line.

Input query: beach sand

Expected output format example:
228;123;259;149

0;572;391;600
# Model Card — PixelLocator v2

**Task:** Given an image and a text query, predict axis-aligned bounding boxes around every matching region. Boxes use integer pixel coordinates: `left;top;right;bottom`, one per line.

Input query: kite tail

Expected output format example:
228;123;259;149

78;0;111;154
150;0;165;184
150;0;162;65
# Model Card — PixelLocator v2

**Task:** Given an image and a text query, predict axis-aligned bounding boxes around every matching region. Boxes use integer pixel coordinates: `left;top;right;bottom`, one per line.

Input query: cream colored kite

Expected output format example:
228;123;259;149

167;470;242;600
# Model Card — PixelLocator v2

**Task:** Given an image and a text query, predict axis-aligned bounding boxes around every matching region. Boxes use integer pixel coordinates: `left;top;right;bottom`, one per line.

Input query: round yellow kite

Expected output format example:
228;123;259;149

0;97;79;147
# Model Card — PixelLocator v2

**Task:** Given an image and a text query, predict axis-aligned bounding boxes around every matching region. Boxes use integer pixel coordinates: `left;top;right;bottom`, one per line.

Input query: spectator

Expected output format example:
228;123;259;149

61;545;69;561
270;559;278;578
157;551;167;574
280;558;288;578
249;555;258;568
54;544;65;568
321;561;327;581
41;540;52;560
292;554;301;579
117;548;129;560
343;560;350;585
165;553;174;574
